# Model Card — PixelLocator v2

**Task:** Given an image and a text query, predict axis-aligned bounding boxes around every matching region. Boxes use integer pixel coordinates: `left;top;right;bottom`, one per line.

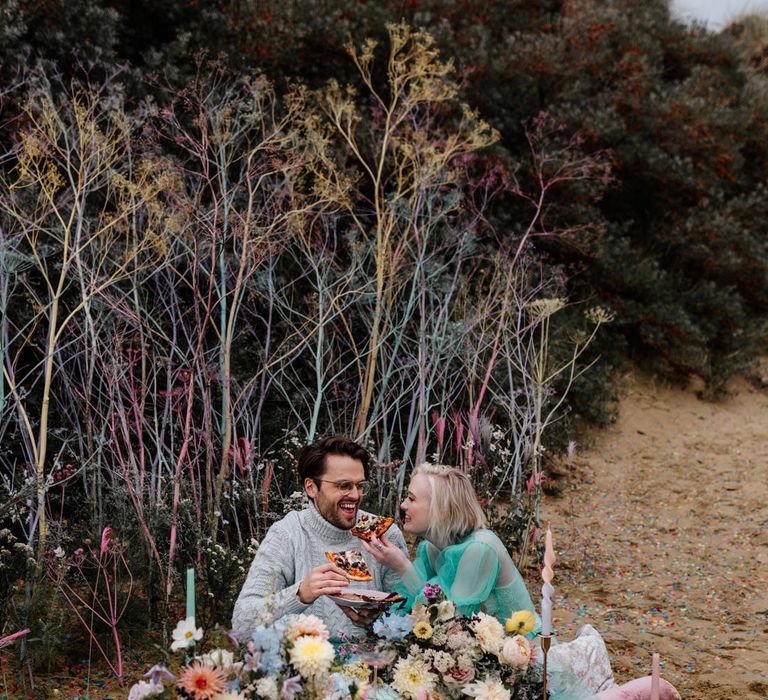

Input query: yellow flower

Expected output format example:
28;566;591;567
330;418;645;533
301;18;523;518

342;660;372;684
505;610;536;635
413;621;433;640
289;634;335;678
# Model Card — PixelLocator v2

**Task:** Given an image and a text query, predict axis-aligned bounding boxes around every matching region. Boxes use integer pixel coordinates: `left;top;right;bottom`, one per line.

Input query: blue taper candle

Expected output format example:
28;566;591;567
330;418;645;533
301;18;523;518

186;567;195;622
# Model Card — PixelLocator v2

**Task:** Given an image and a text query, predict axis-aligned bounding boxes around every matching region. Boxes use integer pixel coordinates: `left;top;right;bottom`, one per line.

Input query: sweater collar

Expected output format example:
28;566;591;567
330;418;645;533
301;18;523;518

305;500;354;544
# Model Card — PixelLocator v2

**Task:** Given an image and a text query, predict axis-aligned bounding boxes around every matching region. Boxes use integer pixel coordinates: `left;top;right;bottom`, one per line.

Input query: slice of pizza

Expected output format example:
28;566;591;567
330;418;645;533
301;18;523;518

325;549;373;582
350;514;394;542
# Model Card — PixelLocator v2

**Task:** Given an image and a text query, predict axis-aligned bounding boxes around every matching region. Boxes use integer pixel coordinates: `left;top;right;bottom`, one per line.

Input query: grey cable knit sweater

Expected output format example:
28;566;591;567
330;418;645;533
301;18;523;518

231;502;408;640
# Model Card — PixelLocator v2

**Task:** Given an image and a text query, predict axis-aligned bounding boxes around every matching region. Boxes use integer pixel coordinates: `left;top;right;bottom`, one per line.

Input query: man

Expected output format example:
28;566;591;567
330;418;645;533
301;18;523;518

231;435;408;639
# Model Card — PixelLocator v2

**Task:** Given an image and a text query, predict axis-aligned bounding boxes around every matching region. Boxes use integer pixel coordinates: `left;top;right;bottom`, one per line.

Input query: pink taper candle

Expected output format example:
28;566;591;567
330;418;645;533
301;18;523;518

541;528;555;636
651;652;660;700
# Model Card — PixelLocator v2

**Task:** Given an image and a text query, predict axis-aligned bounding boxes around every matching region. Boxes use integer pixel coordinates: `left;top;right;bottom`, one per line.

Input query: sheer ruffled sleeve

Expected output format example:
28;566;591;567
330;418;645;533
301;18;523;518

396;539;501;616
395;540;434;609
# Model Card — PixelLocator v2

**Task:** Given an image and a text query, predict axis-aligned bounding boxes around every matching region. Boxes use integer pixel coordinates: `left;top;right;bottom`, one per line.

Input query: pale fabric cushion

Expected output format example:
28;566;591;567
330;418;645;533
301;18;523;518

548;623;617;694
596;676;681;700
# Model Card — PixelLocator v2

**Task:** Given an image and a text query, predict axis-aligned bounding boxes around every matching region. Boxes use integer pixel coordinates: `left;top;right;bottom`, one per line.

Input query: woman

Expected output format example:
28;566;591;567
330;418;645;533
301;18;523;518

361;462;534;622
363;464;680;700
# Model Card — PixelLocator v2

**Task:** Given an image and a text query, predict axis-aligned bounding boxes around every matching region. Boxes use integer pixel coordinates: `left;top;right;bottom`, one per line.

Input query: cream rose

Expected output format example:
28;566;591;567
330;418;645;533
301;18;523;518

471;613;505;654
498;634;532;668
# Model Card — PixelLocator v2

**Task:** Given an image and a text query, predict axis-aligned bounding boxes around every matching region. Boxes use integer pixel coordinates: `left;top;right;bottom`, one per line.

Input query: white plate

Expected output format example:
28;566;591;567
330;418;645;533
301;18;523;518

327;589;405;609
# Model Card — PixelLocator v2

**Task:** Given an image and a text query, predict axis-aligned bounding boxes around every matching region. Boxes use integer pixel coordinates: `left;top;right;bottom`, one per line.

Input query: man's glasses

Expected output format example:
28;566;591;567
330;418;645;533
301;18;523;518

313;479;369;495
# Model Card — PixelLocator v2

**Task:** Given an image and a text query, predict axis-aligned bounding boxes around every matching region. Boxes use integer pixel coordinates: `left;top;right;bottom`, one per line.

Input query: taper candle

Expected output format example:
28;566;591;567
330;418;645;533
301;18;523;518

186;567;195;622
651;652;660;700
541;528;555;636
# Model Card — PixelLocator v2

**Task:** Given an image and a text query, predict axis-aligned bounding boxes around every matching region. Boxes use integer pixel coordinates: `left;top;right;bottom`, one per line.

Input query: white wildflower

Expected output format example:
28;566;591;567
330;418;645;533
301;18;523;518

254;677;279;700
170;617;203;651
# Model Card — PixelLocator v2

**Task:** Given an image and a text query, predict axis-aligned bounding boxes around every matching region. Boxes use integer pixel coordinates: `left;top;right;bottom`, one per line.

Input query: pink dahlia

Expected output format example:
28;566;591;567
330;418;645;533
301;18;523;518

178;661;226;699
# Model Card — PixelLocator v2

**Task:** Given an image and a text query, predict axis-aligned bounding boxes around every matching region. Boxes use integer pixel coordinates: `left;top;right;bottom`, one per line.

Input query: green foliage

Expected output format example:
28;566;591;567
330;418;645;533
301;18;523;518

198;536;260;628
0;526;31;623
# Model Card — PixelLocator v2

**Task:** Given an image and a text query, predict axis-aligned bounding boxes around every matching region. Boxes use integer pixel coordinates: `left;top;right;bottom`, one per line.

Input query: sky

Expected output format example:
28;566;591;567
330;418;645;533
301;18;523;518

671;0;768;28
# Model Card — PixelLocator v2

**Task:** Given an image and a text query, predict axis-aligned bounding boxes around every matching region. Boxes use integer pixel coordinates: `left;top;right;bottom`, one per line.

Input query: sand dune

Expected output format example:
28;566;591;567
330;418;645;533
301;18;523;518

540;370;768;699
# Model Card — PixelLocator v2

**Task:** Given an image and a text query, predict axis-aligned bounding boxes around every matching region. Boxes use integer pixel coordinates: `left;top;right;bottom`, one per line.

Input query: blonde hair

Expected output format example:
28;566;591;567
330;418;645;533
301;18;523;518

411;463;487;549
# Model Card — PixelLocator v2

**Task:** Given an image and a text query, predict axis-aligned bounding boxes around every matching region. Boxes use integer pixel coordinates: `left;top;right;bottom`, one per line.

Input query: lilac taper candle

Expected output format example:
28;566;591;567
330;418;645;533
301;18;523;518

541;528;555;636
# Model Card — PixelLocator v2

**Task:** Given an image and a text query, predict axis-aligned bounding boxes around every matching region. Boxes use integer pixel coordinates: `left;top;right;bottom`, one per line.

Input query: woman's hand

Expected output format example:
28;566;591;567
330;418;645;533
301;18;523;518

361;536;411;577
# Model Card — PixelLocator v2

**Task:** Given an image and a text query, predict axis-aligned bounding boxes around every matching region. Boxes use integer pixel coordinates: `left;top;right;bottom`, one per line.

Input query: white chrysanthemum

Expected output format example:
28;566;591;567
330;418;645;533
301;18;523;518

471;613;505;654
170;617;203;651
391;655;436;699
463;678;512;700
498;635;532;668
212;692;248;700
284;614;330;642
289;634;335;678
254;677;280;700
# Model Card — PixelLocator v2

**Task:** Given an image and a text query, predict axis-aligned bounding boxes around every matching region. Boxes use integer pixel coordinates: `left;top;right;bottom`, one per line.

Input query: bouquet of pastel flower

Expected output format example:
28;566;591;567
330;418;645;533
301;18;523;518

130;614;369;700
361;584;547;700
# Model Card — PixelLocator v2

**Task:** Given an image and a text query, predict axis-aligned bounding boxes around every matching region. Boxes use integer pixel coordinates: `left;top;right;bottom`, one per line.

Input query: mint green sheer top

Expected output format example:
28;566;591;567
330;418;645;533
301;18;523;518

395;529;539;624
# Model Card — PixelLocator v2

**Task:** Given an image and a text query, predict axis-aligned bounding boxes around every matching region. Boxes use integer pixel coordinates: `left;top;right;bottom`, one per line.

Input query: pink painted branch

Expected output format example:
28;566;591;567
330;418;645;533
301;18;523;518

510;185;547;270
116;547;135;620
510;113;611;269
46;530;133;688
0;629;30;649
127;356;147;492
167;366;203;594
99;533;124;683
58;576;112;627
107;413;164;576
57;584;122;683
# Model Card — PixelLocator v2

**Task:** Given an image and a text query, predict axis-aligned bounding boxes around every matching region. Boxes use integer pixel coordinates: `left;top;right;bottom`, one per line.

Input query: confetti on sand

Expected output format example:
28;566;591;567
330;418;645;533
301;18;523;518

534;370;768;699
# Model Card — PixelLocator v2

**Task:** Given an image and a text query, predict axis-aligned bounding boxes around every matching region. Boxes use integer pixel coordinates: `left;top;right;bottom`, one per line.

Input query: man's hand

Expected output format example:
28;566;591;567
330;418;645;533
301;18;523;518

297;563;349;604
339;604;384;628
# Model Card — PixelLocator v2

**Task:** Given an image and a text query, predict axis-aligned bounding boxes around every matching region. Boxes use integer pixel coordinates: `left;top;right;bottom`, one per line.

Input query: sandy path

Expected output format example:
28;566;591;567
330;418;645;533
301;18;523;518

539;371;768;699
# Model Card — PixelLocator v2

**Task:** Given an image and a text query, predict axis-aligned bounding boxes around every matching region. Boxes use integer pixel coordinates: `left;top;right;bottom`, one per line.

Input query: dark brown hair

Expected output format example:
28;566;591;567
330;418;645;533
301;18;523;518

296;435;371;481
